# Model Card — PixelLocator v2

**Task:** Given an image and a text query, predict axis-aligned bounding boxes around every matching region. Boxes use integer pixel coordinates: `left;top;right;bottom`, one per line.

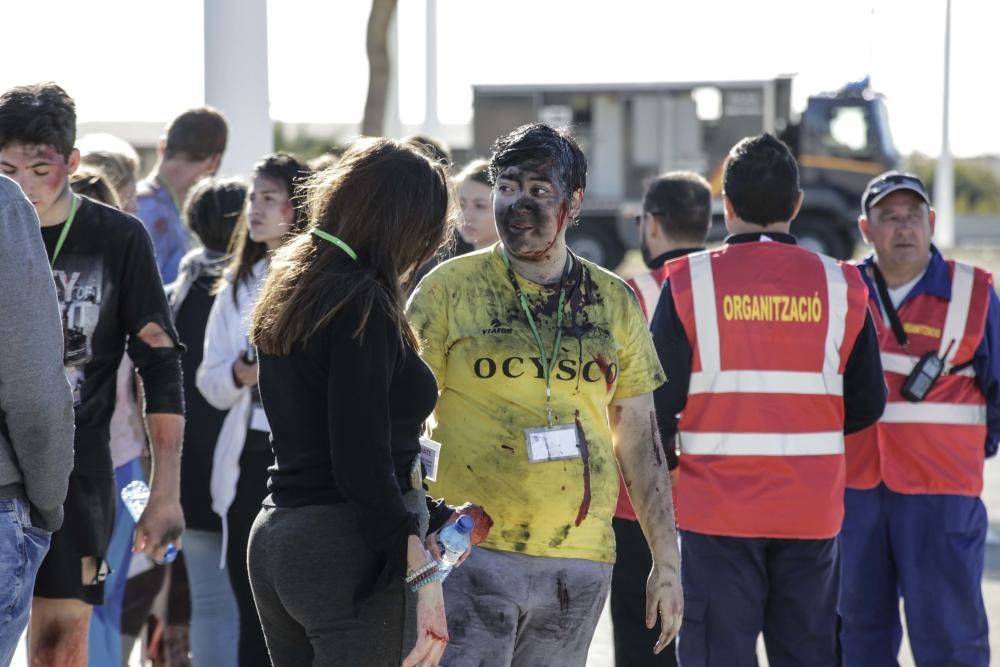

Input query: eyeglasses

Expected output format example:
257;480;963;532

634;210;664;226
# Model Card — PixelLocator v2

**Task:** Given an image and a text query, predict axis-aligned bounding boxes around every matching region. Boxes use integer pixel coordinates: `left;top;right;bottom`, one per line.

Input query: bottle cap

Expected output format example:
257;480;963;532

455;515;474;534
158;544;178;565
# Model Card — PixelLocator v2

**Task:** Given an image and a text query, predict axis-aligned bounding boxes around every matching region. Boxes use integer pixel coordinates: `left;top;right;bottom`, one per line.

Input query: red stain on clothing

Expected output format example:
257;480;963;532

574;412;592;527
590;352;617;393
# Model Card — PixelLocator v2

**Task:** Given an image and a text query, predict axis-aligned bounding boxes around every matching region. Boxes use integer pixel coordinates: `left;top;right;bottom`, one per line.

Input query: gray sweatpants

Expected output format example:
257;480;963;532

247;490;429;667
441;547;612;667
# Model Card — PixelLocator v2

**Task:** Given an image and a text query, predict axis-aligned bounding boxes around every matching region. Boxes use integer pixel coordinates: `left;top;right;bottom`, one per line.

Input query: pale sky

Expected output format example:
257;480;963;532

2;0;998;157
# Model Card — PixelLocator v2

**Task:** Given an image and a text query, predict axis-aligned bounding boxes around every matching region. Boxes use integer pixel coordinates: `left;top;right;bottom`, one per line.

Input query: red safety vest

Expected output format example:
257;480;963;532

670;242;868;539
618;266;670;521
845;260;991;496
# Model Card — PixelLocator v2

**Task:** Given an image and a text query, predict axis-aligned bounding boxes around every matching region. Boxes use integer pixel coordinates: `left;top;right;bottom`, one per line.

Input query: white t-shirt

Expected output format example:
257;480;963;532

887;271;925;309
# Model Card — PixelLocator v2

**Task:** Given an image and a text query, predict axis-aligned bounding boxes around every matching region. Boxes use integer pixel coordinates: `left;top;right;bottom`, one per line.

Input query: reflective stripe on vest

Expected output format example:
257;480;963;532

681;431;844;456
851;260;991;496
630;271;663;324
674;245;861;539
687;252;849;401
880;352;975;377
940;262;974;365
881;402;986;425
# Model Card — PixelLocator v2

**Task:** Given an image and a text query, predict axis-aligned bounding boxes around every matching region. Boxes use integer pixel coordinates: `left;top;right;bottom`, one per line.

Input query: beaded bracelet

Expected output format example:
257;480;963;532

409;567;447;593
405;560;438;585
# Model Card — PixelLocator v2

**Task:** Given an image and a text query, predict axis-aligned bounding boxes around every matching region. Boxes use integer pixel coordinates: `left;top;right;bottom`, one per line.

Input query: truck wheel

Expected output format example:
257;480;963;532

794;220;851;259
566;222;626;270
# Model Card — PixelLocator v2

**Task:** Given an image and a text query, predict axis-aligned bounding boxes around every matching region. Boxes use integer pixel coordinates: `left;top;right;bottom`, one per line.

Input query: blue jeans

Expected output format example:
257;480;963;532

0;497;51;666
89;457;143;667
183;528;239;667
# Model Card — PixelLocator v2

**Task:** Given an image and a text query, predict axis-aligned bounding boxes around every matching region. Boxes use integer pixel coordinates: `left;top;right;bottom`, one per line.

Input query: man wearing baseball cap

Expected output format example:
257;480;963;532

840;171;1000;666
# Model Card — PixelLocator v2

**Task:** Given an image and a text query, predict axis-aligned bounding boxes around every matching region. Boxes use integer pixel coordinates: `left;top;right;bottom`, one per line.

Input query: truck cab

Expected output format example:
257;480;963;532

472;78;899;267
786;86;901;257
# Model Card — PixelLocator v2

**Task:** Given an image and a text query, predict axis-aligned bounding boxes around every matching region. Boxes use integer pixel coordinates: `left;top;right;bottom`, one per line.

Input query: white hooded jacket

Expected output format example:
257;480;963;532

195;258;269;566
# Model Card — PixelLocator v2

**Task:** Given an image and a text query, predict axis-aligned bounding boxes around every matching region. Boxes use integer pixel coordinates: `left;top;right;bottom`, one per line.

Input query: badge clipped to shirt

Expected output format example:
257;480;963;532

525;424;581;463
419;436;441;482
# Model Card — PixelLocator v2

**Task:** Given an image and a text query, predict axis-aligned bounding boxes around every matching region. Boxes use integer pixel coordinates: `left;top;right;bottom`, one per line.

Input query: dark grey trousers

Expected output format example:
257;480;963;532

247;491;429;666
440;547;612;667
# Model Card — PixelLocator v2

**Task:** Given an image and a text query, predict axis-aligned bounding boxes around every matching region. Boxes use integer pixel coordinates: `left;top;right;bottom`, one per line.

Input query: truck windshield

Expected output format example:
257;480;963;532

826;106;871;157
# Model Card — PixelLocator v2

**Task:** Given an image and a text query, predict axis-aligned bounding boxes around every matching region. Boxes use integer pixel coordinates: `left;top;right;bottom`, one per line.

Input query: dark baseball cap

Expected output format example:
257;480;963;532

861;171;930;214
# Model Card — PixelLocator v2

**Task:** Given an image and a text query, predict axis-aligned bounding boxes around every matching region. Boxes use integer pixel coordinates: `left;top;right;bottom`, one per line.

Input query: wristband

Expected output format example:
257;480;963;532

409;567;446;593
405;560;437;585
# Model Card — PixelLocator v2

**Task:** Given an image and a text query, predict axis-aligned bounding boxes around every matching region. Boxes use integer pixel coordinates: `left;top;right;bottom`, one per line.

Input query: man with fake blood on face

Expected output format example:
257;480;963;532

407;123;683;667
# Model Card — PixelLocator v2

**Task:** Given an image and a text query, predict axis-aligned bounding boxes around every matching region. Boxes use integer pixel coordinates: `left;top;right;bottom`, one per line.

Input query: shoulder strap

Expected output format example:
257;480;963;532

870;263;909;349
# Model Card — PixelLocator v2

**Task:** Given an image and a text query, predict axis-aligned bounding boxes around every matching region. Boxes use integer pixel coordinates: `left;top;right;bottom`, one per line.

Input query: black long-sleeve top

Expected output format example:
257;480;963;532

651;233;887;468
258;296;444;598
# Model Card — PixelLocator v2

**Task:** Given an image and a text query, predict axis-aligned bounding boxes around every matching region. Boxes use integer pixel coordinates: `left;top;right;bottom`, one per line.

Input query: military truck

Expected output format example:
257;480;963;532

472;76;900;266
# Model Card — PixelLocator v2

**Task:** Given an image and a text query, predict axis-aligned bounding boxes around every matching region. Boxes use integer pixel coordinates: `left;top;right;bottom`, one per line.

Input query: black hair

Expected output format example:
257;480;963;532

489;123;587;196
644;171;712;243
252;152;312;233
0;82;76;159
722;133;799;226
219;153;313;305
184;178;247;253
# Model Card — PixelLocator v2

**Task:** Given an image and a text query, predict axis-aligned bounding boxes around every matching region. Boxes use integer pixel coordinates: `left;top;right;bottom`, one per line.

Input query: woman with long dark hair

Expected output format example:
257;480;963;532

247;138;461;666
196;153;310;666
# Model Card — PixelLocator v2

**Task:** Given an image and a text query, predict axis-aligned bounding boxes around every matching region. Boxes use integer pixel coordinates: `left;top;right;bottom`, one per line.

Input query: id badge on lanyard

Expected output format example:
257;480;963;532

525;424;580;462
501;249;582;464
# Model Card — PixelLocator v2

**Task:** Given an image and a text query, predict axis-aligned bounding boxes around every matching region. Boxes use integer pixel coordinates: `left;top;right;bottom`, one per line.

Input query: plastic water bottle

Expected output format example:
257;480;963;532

121;480;178;564
437;515;474;579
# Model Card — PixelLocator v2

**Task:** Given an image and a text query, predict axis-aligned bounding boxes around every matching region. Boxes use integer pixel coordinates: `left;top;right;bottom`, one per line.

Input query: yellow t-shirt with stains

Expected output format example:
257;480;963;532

407;245;665;563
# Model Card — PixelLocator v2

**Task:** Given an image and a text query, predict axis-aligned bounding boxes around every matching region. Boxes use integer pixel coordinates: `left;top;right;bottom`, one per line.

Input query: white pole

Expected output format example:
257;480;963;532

934;0;955;248
424;0;439;139
385;12;402;139
204;0;274;177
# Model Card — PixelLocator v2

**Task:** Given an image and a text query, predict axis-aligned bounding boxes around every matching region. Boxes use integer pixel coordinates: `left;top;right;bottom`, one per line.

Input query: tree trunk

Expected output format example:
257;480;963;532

361;0;397;137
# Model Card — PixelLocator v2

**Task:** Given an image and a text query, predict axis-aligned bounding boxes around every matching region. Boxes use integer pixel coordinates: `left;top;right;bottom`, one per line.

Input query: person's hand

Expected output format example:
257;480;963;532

646;557;683;654
402;580;449;667
132;495;185;562
232;357;258;388
450;503;494;545
424;506;478;567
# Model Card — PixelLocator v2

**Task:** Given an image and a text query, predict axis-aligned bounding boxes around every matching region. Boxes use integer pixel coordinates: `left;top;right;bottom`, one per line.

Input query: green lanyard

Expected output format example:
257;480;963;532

157;175;182;214
311;229;358;261
501;248;571;426
51;194;79;266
